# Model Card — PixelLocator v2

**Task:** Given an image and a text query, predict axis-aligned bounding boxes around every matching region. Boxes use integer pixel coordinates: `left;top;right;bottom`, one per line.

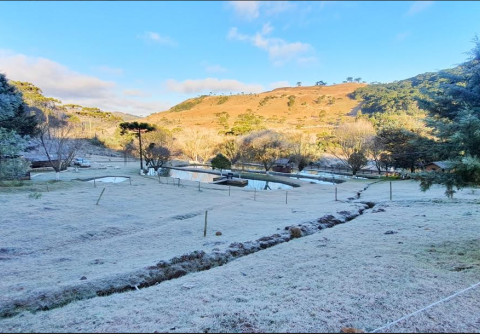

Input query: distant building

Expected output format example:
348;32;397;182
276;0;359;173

272;158;294;173
424;161;455;172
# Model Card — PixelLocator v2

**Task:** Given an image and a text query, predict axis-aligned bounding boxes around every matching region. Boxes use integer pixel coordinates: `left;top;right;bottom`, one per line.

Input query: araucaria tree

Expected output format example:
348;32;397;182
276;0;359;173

119;122;156;170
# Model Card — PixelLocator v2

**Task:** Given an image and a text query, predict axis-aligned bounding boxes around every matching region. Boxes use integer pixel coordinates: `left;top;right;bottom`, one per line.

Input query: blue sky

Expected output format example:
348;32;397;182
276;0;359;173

0;1;479;116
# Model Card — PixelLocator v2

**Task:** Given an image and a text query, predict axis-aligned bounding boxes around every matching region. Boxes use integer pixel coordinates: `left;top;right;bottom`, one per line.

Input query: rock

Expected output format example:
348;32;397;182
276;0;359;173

384;231;398;235
171;269;188;279
215;231;222;236
290;227;302;239
80;276;87;280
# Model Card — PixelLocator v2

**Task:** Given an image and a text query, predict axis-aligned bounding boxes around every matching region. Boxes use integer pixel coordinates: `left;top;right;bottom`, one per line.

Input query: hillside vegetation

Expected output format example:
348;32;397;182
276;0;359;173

146;83;366;135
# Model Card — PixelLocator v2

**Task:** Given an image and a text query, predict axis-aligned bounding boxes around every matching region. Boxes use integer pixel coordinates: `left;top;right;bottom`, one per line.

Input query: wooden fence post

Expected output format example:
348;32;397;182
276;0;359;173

204;211;208;237
96;188;106;206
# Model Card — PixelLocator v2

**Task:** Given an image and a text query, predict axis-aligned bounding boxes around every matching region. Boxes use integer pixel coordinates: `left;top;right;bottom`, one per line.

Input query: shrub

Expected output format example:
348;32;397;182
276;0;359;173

28;192;42;199
217;96;229;105
287;95;296;107
211;153;231;170
290;226;302;238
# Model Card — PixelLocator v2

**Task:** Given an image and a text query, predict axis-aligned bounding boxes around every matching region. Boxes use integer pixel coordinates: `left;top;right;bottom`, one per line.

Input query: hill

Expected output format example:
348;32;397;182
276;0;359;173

145;83;366;135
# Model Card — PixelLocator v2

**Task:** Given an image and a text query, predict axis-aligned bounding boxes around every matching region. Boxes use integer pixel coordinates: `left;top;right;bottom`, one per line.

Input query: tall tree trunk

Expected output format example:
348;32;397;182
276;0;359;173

138;129;144;170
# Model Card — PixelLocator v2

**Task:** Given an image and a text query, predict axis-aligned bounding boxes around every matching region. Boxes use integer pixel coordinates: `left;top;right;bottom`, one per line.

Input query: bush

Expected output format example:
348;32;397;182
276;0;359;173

90;135;105;147
28;192;42;199
211;153;231;170
217;96;229;105
287;95;296;107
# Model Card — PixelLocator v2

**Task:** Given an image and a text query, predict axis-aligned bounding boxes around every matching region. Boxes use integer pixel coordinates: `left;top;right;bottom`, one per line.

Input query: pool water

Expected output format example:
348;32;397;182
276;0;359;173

163;169;294;191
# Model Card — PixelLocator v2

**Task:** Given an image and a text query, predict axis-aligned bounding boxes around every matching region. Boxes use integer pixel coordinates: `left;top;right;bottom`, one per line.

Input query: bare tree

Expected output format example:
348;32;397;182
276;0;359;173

331;120;375;175
37;123;83;181
179;129;220;163
240;130;290;172
286;131;322;171
218;136;241;166
368;136;387;174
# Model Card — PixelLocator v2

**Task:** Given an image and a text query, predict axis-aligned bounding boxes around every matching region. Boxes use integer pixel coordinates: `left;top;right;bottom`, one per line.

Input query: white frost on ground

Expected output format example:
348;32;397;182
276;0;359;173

1;158;480;332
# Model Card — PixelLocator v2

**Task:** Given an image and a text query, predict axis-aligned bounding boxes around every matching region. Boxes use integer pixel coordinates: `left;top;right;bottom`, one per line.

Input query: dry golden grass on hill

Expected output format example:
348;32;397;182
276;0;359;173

145;83;366;135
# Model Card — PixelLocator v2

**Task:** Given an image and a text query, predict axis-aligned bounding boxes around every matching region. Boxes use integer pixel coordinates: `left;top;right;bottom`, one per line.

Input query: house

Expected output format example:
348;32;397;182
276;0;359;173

272;158;294;173
424;161;455;172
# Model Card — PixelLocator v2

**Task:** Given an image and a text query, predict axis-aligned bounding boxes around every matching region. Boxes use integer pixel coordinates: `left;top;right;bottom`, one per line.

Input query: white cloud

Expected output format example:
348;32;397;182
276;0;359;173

263;1;296;16
228;24;315;66
269;80;290;89
0;50;115;99
205;64;228;73
138;31;177;46
407;1;434;15
228;1;295;20
123;89;151;97
165;78;264;94
0;50;169;116
229;1;260;20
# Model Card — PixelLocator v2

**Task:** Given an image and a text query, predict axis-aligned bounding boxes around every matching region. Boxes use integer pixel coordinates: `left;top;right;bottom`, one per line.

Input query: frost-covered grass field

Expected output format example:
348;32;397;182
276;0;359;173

1;159;479;332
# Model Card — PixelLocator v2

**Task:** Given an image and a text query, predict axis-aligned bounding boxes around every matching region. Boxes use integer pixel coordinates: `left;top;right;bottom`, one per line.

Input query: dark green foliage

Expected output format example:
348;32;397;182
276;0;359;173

211;153;231;170
287;95;296;108
74;107;122;122
297;156;308;172
169;95;207;112
230;110;265;136
119;122;156;170
144;144;171;171
217;96;229;105
215;112;230;132
90;134;106;147
376;127;433;172
259;96;276;107
347;151;368;175
415;37;480;196
0;74;38;137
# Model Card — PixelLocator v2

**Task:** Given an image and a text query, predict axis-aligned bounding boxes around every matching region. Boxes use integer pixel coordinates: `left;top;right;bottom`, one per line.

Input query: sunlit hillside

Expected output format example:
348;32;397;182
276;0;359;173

146;83;367;135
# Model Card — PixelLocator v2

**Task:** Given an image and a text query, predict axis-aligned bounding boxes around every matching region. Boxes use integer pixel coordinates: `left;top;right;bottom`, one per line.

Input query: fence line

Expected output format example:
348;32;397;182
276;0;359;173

370;280;480;333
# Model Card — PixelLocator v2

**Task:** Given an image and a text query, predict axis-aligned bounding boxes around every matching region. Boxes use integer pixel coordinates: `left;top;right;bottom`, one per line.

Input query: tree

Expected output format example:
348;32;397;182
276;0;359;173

144;144;171;171
297;82;302;87
0;128;30;181
346;77;354;83
354;77;362;83
331;120;375;175
119;122;156;170
286;131;322;172
376;127;428;173
0;74;38;137
316;81;327;86
240;130;289;172
218;136;241;165
368;135;387;174
37;122;83;181
179;128;220;163
211;153;231;170
348;151;368;176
